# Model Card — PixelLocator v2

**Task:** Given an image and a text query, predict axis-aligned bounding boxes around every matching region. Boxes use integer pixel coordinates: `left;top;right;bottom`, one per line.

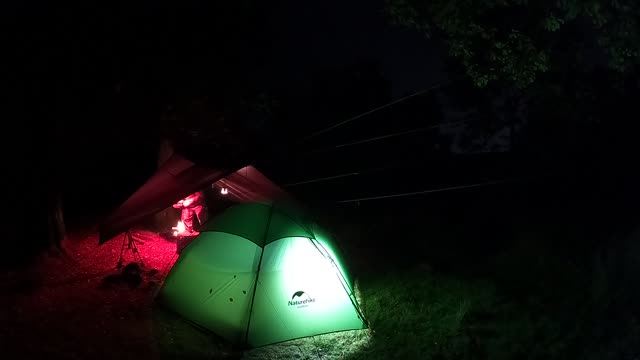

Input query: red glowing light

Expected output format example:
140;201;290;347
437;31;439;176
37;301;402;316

172;221;187;237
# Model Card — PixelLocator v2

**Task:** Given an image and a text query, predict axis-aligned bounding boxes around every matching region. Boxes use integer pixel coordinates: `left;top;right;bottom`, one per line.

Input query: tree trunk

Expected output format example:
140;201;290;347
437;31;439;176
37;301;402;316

46;119;68;256
47;189;67;254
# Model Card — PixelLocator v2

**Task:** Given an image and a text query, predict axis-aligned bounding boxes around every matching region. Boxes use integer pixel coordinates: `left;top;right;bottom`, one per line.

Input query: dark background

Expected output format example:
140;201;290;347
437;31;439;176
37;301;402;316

3;0;639;265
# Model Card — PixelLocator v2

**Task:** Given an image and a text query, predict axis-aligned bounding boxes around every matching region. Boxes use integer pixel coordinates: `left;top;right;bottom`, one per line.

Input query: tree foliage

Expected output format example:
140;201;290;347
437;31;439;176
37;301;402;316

161;91;279;168
386;0;640;87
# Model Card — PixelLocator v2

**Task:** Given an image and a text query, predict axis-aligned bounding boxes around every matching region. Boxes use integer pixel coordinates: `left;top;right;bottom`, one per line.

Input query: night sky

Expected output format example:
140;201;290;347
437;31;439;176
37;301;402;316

262;0;446;97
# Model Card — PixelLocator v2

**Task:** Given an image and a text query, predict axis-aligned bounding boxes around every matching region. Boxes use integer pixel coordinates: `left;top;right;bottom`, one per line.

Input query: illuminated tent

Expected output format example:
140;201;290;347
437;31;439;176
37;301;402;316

157;202;367;347
99;153;292;244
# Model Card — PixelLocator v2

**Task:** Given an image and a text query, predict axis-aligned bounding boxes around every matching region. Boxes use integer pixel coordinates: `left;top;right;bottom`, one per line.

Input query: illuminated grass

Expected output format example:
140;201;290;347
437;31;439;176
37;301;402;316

244;280;371;359
154;251;640;360
152;273;491;359
243;329;371;360
344;271;493;360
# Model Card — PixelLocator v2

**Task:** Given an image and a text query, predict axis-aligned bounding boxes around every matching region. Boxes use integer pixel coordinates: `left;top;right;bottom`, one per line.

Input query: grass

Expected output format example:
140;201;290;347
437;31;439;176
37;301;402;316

155;262;640;360
348;271;486;360
151;234;640;360
153;267;550;360
344;257;637;360
243;330;371;359
148;203;640;360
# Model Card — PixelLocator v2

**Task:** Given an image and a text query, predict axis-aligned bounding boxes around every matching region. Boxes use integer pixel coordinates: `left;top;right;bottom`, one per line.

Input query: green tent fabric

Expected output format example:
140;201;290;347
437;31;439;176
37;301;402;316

157;202;366;347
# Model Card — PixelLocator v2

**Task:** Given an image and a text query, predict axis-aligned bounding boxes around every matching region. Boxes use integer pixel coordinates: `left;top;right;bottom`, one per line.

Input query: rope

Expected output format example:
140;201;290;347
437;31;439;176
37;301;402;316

305;119;470;155
160;251;178;279
301;77;459;142
284;172;361;187
283;166;393;187
336;178;523;203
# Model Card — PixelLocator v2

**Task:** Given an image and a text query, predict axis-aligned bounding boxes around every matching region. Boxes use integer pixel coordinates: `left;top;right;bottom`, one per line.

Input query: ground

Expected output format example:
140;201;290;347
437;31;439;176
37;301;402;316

3;210;639;360
0;229;370;360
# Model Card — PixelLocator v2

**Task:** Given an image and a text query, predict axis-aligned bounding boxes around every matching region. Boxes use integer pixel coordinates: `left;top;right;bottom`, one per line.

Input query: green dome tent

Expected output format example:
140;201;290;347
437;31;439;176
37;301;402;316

156;202;367;347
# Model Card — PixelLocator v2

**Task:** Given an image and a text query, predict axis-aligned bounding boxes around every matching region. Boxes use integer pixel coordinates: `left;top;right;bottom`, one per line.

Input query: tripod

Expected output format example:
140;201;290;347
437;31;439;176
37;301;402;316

117;231;144;269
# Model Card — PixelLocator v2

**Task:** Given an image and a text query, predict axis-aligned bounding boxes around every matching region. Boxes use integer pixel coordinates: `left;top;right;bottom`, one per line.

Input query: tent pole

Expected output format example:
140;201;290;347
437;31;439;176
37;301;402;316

307;237;368;326
243;204;274;345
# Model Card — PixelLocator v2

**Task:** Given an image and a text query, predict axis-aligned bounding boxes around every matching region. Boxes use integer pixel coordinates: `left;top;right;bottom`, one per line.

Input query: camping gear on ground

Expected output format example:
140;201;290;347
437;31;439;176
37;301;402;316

156;202;366;348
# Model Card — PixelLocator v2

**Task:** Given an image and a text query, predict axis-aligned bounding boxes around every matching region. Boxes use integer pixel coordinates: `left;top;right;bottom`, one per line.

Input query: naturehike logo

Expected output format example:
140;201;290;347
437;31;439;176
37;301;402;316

288;291;316;308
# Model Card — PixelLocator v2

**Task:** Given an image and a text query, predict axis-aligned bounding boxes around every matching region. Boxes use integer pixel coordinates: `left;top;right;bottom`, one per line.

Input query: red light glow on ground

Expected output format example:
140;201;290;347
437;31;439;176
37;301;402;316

0;228;181;359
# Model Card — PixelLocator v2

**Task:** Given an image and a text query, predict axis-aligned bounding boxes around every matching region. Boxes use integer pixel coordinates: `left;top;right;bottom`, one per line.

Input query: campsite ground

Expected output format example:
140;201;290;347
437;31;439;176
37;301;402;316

2;187;640;360
0;230;172;360
0;229;372;360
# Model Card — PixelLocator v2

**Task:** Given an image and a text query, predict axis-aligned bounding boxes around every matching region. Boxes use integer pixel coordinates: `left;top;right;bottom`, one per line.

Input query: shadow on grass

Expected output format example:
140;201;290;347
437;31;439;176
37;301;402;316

152;305;243;360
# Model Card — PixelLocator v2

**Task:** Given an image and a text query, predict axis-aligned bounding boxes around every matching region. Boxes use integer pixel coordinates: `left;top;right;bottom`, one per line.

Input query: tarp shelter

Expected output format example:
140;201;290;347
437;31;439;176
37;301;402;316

99;154;291;244
157;202;367;347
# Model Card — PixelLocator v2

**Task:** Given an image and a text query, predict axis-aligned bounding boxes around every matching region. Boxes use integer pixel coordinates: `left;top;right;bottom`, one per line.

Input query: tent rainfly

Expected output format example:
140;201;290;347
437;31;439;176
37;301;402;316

99;153;291;244
156;202;367;347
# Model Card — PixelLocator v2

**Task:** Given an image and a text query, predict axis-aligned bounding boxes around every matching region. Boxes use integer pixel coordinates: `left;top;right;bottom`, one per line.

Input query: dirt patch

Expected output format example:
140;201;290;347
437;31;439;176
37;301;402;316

1;229;176;360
